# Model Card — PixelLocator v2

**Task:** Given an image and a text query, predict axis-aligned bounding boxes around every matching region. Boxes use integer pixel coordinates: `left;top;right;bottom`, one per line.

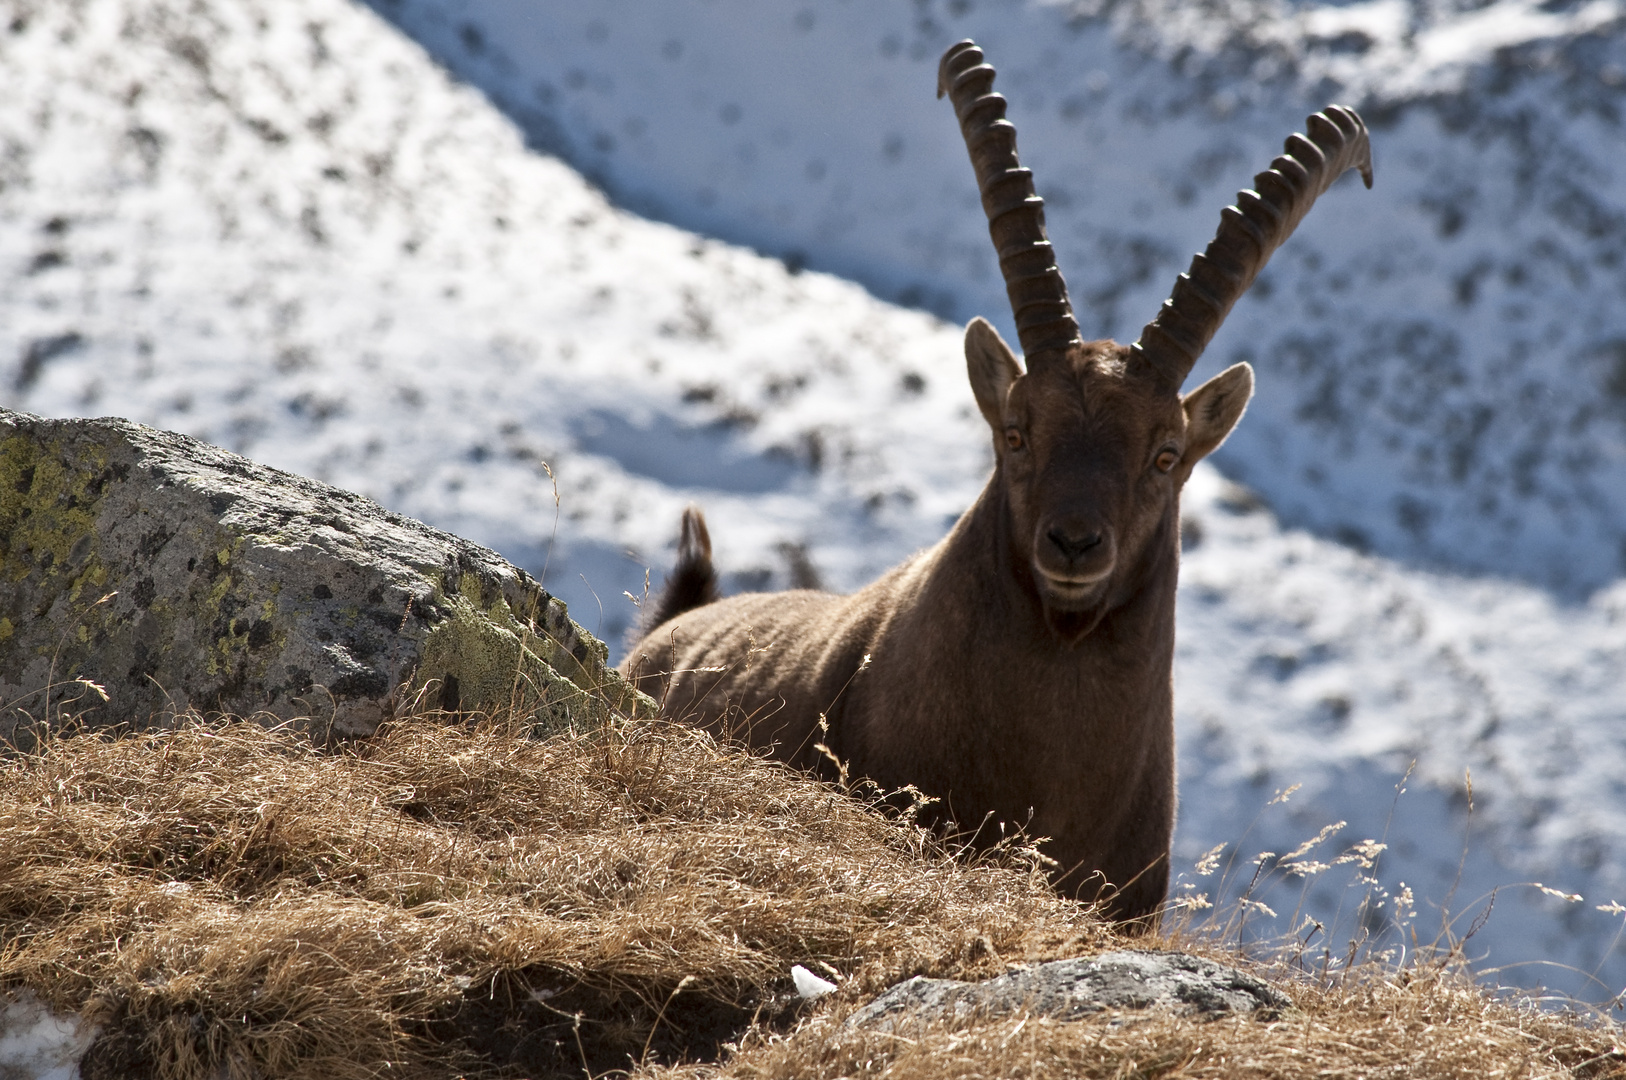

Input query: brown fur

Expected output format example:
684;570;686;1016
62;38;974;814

621;328;1253;922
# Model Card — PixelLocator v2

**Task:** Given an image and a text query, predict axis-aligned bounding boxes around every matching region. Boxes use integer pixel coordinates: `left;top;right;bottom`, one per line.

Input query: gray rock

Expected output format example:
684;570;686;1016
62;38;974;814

846;950;1289;1031
0;408;651;741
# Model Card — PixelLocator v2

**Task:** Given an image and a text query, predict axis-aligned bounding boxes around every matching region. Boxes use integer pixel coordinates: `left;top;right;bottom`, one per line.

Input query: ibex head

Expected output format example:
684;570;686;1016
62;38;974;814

939;41;1372;642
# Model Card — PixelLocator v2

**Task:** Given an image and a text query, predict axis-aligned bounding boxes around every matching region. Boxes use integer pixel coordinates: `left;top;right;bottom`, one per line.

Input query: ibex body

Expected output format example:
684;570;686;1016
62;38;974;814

622;42;1372;922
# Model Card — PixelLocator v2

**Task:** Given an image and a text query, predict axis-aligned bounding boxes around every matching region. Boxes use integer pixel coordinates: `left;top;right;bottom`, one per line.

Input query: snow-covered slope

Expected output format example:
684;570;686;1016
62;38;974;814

0;0;981;639
368;0;1626;595
5;0;1626;1004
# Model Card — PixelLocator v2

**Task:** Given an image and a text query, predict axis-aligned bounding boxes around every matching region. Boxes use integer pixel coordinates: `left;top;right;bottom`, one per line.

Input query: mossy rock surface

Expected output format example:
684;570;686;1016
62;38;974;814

0;408;651;739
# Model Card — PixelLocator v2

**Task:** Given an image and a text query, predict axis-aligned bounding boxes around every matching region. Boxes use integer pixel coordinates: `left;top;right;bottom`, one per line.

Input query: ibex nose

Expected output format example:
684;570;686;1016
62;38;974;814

1046;526;1104;563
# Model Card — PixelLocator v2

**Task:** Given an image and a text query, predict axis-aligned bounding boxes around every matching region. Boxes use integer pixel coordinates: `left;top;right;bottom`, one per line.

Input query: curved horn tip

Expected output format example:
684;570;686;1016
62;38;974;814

1316;103;1375;188
937;39;980;99
1355;141;1375;189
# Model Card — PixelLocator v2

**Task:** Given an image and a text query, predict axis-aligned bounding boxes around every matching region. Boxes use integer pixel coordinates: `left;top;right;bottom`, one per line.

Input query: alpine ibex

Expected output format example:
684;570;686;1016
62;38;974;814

621;40;1372;922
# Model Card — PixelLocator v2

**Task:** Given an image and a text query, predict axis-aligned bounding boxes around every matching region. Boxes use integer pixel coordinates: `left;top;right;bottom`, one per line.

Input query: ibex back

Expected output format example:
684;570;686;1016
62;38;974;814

621;41;1372;923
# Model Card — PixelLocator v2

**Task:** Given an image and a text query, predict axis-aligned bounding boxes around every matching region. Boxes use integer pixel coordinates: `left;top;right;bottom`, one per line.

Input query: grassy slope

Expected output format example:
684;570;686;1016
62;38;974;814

0;712;1620;1079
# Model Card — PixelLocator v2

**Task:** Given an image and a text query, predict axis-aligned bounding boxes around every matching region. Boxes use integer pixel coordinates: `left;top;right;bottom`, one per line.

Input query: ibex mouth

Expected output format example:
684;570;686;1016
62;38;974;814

1035;556;1113;639
1035;567;1113;612
1038;567;1113;590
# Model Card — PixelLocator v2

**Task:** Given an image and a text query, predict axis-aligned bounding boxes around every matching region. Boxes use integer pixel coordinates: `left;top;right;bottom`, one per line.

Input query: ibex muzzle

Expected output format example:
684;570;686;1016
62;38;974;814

621;41;1372;923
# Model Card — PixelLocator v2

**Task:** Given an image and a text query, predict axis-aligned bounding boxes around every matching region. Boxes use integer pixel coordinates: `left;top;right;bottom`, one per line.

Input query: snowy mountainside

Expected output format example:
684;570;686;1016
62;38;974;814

3;0;1626;1004
367;0;1626;594
0;0;981;637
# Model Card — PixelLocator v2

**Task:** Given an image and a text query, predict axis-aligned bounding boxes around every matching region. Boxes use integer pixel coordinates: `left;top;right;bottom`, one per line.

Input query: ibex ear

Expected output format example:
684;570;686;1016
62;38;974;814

1181;362;1254;464
965;317;1023;430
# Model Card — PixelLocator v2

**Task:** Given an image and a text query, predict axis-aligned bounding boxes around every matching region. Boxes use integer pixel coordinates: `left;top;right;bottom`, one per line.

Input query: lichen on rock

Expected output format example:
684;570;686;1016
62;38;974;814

0;408;651;741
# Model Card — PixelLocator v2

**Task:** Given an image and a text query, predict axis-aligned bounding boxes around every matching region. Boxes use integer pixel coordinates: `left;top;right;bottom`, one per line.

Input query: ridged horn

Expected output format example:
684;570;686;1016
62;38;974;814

938;40;1082;369
1133;105;1373;389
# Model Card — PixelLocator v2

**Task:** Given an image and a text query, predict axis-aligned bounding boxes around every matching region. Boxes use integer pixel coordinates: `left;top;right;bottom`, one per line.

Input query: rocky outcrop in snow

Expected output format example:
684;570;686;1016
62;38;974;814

0;409;647;740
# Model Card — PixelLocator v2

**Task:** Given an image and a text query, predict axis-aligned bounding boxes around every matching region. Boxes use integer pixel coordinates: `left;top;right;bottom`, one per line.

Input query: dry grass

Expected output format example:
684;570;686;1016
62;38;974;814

0;711;1621;1079
0;713;1106;1078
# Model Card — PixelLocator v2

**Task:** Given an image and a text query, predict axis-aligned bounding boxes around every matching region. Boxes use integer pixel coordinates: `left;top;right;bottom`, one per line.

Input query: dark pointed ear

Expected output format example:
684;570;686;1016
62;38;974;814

965;317;1023;430
1182;362;1254;464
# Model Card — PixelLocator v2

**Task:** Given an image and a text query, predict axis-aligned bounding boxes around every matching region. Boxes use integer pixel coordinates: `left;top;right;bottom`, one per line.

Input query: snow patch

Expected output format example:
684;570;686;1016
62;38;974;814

0;994;91;1080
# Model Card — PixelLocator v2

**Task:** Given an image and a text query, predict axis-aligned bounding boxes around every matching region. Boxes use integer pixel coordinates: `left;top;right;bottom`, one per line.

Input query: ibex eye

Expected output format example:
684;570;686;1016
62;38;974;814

1155;448;1179;473
1005;428;1024;451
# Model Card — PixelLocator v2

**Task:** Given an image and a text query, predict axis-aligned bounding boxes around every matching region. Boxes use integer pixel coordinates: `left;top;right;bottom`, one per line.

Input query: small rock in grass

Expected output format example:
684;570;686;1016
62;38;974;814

846;950;1288;1031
